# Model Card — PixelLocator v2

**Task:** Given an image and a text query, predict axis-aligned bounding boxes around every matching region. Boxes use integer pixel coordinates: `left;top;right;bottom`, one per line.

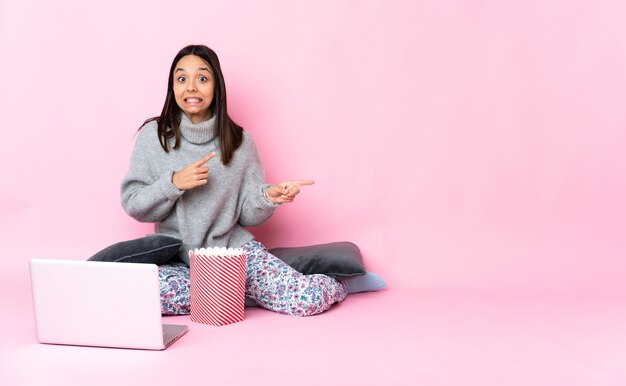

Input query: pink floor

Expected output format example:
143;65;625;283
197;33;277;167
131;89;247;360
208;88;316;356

2;269;626;386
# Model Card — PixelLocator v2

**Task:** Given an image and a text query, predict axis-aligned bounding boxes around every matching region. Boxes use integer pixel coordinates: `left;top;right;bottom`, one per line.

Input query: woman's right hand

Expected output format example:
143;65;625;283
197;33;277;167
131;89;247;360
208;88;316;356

172;152;216;190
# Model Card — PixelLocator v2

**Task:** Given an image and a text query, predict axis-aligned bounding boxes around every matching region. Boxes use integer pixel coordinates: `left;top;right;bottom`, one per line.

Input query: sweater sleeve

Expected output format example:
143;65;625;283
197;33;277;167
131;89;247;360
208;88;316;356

120;126;184;223
237;134;279;227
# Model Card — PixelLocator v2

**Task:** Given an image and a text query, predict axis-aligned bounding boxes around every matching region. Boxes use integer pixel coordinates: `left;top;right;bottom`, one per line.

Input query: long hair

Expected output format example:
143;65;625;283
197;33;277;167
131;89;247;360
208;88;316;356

143;45;243;165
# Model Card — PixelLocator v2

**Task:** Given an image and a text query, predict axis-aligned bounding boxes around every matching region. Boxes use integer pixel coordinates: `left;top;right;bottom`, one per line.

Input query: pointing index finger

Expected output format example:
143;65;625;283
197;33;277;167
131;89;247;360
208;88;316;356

286;180;315;187
194;152;216;166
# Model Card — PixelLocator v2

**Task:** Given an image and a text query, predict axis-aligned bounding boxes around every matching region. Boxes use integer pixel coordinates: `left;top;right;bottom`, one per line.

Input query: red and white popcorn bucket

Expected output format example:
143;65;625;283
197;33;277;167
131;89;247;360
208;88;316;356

189;247;247;326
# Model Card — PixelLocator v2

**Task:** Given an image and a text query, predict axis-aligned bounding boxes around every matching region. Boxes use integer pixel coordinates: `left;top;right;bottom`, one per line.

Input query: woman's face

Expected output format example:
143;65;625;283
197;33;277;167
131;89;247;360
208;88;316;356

173;54;215;124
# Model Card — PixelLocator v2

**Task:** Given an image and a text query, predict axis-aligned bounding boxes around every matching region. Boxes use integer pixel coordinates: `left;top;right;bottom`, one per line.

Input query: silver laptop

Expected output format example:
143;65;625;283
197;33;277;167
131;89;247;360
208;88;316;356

29;259;188;350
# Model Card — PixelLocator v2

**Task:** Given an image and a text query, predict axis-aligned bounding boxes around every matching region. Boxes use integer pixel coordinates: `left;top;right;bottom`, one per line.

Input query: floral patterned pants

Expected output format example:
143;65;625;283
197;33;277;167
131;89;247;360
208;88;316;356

159;240;347;317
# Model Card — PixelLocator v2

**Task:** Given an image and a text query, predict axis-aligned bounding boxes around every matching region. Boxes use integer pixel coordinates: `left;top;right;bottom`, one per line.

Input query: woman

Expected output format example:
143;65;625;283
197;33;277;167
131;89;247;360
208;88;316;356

121;45;347;316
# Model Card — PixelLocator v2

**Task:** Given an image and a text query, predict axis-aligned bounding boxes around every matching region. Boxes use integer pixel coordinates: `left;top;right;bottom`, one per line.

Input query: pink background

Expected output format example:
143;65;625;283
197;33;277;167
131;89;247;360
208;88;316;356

2;1;626;385
1;0;626;294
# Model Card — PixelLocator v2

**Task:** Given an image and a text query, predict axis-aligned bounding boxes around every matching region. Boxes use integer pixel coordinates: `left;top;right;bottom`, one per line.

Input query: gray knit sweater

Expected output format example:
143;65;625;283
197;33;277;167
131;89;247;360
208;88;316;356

121;113;278;264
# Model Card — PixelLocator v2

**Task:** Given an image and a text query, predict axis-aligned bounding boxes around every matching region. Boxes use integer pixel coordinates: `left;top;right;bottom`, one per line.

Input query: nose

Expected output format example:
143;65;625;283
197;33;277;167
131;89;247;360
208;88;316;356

187;79;197;92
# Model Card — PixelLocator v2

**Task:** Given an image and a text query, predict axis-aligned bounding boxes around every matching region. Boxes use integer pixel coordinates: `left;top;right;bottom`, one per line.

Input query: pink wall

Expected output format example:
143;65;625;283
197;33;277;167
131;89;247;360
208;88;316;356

1;0;625;294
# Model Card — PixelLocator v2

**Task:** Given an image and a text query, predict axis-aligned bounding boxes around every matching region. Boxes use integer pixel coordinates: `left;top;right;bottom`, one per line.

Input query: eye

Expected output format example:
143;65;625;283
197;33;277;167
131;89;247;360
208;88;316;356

199;75;208;82
177;76;186;82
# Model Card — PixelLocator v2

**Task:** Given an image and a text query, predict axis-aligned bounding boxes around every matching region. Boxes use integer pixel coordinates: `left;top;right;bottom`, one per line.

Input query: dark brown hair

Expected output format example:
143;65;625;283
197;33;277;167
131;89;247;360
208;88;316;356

143;45;243;165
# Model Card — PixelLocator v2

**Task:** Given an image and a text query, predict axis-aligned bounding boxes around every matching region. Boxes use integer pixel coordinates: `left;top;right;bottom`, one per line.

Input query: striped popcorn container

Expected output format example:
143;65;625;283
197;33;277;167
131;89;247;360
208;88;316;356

189;247;247;326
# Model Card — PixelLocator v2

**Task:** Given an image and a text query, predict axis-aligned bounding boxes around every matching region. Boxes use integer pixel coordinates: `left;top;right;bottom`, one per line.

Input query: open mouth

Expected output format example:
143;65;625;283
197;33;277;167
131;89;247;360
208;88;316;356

184;97;203;103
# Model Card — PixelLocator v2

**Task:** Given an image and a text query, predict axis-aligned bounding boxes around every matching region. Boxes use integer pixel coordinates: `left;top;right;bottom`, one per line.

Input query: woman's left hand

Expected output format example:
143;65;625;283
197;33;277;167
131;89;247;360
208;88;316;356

264;180;315;204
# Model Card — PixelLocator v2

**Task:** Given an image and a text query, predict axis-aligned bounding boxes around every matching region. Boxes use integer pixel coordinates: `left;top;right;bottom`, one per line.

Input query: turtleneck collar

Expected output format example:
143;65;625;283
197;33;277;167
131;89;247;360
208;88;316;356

179;113;217;144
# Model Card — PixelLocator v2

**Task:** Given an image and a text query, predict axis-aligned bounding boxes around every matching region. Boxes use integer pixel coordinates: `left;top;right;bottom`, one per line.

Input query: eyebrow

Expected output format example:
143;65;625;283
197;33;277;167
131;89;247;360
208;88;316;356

175;67;212;73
